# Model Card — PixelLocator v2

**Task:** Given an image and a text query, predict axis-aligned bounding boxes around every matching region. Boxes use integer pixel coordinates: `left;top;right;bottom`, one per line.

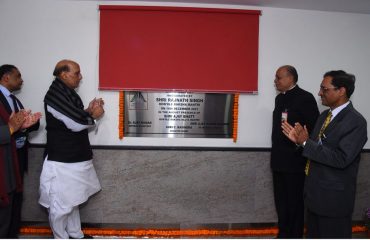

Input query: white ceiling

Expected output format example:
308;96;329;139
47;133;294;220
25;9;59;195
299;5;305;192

99;0;370;14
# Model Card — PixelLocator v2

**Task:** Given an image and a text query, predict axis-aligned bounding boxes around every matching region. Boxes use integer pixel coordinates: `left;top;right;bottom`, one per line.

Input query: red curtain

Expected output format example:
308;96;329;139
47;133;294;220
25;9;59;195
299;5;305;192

99;6;260;93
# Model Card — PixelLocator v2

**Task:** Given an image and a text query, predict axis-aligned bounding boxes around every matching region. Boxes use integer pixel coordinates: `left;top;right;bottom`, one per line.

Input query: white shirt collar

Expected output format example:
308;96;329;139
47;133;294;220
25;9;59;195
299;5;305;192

330;101;350;120
0;84;17;112
282;84;297;94
0;84;11;97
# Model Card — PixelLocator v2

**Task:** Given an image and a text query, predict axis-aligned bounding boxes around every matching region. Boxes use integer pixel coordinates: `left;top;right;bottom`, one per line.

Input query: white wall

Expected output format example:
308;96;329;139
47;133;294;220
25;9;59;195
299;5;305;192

1;0;370;148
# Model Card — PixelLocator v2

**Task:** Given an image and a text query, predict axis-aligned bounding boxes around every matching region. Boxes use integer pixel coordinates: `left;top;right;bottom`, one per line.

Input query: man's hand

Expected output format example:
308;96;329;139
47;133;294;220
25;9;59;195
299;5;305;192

8;112;26;133
86;98;105;119
281;120;309;145
87;98;105;115
94;98;104;107
91;105;104;119
21;111;42;129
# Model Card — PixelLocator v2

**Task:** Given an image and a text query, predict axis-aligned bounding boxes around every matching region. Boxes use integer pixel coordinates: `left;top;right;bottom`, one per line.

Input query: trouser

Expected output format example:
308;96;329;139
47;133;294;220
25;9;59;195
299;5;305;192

48;175;84;239
273;171;305;238
306;209;352;238
0;192;14;238
48;200;84;239
8;148;26;238
7;147;27;238
7;191;22;238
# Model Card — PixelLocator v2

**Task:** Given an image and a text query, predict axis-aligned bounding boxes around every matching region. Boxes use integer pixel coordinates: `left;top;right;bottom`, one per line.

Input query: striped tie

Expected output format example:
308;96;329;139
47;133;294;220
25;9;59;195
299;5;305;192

305;111;332;176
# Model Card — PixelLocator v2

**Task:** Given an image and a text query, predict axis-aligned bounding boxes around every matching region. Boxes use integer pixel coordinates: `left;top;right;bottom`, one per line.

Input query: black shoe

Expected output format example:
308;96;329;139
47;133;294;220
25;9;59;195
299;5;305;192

82;234;94;239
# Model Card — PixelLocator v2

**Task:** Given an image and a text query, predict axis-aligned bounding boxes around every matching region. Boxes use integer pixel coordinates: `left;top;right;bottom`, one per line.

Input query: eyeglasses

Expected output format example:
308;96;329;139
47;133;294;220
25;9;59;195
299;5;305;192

320;85;338;93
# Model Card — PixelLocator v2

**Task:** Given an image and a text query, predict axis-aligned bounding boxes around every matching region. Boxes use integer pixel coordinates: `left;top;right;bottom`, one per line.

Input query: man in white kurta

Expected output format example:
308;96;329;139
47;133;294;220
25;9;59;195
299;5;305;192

39;60;104;239
39;106;101;239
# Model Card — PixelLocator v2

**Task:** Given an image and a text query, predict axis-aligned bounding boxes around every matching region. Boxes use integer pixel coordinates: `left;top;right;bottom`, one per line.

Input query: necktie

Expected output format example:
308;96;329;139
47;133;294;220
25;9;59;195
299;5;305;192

10;94;19;112
305;111;332;176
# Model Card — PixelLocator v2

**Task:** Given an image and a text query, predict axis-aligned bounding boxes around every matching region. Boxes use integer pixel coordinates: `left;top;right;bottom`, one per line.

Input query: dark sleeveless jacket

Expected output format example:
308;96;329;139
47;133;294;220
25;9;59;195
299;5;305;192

45;104;93;163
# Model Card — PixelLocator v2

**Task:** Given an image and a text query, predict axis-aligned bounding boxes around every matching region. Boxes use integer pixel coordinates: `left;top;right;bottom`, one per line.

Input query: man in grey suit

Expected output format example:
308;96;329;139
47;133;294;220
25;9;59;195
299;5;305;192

282;70;367;238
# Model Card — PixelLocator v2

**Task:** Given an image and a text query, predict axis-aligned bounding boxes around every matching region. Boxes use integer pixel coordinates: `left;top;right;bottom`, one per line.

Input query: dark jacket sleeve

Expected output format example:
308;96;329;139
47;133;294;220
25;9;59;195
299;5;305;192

0;125;11;144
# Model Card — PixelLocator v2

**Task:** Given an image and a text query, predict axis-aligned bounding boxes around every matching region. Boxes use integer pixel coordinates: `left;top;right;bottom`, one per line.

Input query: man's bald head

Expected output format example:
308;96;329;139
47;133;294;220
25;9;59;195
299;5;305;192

53;60;77;78
53;59;82;89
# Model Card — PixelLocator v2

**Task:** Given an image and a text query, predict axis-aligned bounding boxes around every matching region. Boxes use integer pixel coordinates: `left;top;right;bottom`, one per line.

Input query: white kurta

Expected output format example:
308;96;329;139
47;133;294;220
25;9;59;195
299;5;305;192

39;105;101;208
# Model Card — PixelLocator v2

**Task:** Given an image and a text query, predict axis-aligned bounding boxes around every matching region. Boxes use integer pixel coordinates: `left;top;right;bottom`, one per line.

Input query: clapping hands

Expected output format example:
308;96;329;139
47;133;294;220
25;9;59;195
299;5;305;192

8;110;42;133
22;110;42;129
281;120;309;145
87;98;105;119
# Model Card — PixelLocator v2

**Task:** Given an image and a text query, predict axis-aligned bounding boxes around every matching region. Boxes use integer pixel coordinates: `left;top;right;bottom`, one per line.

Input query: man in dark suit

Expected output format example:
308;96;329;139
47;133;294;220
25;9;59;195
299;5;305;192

0;64;40;237
282;70;368;238
271;65;319;238
1;105;26;238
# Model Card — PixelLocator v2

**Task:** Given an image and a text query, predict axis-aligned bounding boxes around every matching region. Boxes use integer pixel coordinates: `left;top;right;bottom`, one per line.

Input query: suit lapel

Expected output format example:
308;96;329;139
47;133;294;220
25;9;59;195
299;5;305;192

0;91;12;113
0;91;24;112
321;103;353;137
